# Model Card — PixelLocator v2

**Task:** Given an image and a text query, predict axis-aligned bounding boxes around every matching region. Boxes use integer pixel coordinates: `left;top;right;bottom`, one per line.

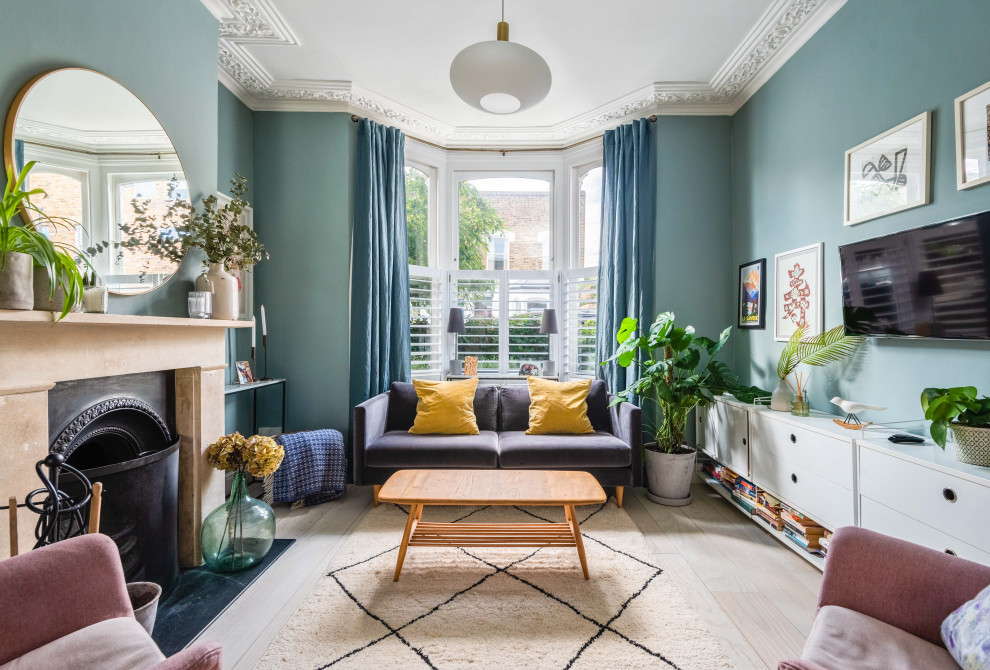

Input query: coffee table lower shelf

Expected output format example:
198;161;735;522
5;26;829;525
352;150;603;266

393;503;590;581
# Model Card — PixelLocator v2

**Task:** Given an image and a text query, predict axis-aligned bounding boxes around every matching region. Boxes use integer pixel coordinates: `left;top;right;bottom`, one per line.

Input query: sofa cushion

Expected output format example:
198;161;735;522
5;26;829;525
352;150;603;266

365;430;499;468
385;382;498;432
526;377;594;435
800;606;959;670
499;380;611;433
0;617;165;670
409;378;480;435
497;431;632;469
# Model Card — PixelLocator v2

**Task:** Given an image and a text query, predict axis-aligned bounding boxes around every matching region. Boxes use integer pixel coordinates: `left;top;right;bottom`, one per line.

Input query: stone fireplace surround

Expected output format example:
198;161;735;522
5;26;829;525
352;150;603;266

0;310;248;565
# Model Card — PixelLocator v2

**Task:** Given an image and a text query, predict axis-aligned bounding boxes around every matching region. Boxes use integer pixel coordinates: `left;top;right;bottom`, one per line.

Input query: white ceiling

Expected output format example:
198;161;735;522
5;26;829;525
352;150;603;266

19;70;161;132
206;0;845;147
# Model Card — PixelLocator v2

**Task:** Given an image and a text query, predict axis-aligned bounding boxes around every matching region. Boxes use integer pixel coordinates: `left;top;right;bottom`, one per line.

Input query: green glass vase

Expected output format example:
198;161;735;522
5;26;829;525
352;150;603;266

201;470;275;572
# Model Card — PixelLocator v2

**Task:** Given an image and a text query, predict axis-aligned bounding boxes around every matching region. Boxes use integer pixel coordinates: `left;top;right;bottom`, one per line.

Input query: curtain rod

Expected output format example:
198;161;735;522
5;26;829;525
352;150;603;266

350;114;657;155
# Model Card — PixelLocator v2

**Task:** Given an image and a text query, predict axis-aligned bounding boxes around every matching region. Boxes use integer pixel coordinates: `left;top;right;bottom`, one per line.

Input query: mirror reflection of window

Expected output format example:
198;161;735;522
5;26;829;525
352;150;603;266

114;177;189;282
26;169;86;249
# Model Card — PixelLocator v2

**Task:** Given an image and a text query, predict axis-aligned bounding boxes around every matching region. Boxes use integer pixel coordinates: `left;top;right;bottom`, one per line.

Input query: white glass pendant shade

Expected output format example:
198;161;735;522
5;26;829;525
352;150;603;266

449;39;551;114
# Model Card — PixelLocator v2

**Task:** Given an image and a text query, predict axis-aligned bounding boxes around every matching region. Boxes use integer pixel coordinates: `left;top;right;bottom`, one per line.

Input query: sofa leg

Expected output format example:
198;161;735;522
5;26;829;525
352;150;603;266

615;486;624;508
373;485;381;507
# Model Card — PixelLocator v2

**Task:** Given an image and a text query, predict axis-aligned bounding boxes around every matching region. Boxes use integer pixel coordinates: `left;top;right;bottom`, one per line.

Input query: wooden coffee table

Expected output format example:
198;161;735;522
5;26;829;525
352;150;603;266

378;469;606;581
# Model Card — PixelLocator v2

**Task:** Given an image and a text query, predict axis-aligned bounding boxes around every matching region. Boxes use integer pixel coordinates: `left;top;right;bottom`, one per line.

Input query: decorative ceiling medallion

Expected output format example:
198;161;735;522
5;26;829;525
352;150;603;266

208;0;845;147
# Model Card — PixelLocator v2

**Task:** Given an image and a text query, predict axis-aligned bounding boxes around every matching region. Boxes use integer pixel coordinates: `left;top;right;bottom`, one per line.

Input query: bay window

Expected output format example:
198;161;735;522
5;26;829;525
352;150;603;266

406;144;601;380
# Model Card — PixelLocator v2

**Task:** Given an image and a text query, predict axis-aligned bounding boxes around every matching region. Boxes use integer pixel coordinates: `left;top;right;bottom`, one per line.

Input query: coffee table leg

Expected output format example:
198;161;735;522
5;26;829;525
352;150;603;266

394;503;421;582
565;504;590;580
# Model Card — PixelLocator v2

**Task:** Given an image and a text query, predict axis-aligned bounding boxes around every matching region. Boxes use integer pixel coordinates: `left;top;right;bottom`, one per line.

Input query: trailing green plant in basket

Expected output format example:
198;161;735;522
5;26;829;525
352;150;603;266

921;386;990;449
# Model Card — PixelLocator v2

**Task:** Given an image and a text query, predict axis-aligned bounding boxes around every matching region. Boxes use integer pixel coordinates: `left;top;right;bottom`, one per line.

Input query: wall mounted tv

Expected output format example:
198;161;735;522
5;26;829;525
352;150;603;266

839;210;990;340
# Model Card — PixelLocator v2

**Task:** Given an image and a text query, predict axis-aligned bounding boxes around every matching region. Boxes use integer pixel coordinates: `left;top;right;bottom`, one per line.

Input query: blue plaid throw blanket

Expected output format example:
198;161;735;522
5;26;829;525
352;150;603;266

271;429;347;507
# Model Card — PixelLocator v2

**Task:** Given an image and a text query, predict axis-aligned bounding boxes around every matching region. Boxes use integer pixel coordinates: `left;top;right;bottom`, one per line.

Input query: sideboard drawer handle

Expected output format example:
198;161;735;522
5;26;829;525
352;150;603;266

946;549;957;556
943;488;957;503
790;434;797;444
791;473;798;484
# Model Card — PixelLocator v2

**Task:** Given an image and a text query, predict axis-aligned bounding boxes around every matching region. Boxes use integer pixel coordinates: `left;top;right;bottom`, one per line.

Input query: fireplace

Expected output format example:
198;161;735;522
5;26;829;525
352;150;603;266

49;372;181;595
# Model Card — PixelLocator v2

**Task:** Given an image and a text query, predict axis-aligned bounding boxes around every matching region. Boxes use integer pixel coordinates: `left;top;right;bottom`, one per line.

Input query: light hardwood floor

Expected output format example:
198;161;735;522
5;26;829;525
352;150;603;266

197;476;820;670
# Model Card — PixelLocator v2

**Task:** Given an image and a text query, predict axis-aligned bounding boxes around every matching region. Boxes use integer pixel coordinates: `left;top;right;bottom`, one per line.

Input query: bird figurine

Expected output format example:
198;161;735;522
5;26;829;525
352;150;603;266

830;397;886;429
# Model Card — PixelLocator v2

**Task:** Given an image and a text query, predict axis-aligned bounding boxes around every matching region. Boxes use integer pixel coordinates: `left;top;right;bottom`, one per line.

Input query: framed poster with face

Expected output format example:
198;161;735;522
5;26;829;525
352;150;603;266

844;111;931;226
774;243;823;342
737;258;766;329
955;79;990;190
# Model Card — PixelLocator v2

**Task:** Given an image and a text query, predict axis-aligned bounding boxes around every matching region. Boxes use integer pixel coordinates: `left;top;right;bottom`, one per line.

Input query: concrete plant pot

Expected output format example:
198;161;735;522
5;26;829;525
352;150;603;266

0;251;34;310
33;266;81;313
644;444;696;506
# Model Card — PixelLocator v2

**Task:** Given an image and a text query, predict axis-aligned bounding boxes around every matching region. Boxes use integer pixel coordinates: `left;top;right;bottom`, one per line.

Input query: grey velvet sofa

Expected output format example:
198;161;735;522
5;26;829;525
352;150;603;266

353;380;642;506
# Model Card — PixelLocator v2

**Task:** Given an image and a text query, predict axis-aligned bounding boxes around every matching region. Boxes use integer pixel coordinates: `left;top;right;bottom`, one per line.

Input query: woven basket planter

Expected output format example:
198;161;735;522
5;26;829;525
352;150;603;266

950;424;990;467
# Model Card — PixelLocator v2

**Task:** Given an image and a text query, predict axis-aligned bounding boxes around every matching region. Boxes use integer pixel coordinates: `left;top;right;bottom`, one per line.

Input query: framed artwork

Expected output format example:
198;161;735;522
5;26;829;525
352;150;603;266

954;79;990;190
518;363;539;376
737;259;766;329
844;111;931;226
217;193;255;320
235;360;255;384
774;243;823;342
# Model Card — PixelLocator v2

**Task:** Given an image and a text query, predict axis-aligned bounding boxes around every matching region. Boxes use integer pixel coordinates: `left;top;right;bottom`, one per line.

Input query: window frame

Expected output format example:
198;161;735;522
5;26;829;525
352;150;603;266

404;141;603;380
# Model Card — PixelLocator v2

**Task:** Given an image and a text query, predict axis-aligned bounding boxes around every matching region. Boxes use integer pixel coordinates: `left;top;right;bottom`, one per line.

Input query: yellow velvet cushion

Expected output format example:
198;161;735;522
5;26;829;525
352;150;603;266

526;377;595;435
408;377;480;435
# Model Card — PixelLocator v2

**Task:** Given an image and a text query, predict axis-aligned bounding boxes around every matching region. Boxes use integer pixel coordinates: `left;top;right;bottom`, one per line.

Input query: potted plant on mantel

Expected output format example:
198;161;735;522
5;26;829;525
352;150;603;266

1;162;86;318
922;386;990;467
605;312;731;506
106;174;267;320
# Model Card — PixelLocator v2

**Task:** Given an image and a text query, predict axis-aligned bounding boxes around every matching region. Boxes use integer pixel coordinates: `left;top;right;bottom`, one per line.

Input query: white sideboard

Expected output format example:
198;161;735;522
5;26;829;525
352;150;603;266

697;396;990;570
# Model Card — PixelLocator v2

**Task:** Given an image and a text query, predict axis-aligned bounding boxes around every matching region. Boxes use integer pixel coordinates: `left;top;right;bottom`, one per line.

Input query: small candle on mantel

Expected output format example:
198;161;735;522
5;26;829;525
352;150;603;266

251;315;256;350
261;305;267;337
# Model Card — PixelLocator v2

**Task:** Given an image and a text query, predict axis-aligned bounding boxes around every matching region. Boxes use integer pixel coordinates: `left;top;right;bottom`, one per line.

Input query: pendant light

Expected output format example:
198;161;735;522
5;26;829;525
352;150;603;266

449;0;551;114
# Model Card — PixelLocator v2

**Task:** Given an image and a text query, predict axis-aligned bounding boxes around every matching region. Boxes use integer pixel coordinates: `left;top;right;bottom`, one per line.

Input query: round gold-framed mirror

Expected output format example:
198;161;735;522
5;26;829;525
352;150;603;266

3;68;188;296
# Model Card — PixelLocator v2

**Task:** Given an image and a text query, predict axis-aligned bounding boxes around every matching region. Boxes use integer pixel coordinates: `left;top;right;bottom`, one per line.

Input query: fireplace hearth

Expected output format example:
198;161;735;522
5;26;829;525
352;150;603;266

49;372;180;595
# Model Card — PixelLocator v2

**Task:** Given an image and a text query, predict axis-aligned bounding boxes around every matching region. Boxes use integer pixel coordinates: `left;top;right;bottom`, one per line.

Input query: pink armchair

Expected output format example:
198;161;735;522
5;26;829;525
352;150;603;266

0;534;221;670
779;526;990;670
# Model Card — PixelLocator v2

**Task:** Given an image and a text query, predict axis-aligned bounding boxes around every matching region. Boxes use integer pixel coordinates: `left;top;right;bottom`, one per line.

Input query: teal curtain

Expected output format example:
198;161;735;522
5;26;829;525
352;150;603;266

13;139;24;176
597;118;657;394
349;119;411;410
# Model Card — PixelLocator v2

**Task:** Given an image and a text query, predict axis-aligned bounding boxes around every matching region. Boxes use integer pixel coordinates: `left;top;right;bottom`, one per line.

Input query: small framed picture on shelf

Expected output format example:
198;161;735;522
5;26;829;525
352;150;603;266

235;360;255;385
518;363;539;376
737;258;766;330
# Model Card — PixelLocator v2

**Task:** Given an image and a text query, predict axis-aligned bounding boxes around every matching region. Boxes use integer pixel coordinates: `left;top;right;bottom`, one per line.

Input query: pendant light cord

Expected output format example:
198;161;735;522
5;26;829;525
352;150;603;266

501;0;504;22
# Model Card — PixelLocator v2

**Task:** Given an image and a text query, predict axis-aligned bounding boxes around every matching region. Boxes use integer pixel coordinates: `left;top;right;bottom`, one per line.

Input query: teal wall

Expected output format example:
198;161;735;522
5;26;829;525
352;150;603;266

252;112;356;434
657;116;735;349
218;83;257;432
0;0;218;317
731;0;990;420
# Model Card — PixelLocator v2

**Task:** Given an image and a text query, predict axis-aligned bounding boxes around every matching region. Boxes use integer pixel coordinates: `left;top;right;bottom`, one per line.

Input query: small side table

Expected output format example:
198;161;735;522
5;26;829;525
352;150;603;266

224;378;286;435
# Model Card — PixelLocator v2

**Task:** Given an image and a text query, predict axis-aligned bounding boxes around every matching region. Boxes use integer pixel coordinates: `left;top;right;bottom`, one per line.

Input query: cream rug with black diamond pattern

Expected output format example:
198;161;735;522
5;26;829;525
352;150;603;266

255;501;735;670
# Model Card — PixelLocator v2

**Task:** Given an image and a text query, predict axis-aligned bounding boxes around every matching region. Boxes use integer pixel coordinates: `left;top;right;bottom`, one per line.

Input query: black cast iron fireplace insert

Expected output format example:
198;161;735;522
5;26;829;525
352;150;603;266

48;372;180;596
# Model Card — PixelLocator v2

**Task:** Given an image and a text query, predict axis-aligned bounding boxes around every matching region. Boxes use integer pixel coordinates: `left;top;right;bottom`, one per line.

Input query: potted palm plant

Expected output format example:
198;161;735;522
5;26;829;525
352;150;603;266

605;312;731;506
921;386;990;466
775;325;864;415
0;162;85;318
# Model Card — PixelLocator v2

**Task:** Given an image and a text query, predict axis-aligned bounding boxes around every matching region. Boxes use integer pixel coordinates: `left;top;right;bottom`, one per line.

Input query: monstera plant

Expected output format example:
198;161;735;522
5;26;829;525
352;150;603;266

605;312;731;506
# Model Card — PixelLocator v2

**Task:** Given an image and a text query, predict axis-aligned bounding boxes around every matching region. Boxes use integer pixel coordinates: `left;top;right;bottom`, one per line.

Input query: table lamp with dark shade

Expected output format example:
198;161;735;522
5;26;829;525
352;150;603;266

540;308;558;376
448;307;466;375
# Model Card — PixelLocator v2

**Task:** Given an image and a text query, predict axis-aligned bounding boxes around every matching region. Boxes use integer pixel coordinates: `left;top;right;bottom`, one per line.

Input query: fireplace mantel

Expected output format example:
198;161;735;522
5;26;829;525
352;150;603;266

0;310;250;565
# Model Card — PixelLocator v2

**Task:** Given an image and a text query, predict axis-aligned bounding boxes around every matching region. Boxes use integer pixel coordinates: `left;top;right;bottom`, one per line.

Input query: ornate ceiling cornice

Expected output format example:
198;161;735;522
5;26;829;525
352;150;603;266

206;0;846;148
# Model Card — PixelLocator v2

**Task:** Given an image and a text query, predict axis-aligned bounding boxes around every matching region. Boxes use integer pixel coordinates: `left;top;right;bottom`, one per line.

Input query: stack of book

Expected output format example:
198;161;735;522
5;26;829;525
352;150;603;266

701;460;721;481
818;529;833;556
781;505;826;555
732;476;759;513
756;490;784;530
718;467;740;495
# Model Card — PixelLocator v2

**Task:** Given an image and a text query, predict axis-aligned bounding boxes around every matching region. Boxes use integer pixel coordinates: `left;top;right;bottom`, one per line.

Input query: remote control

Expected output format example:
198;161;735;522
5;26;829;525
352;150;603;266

888;433;925;444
